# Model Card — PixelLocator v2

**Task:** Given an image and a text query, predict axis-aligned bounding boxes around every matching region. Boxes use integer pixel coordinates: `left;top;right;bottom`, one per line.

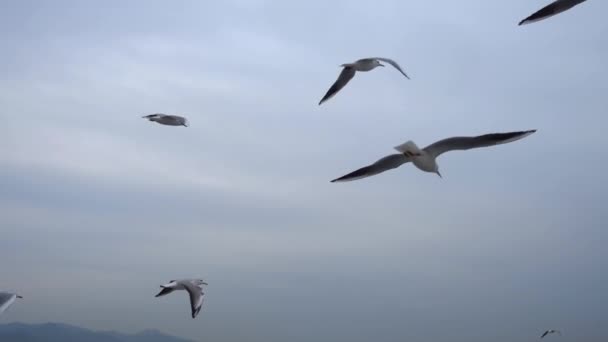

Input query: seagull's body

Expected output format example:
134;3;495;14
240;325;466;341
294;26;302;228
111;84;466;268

155;279;207;318
519;0;587;25
331;130;536;182
142;114;188;127
0;292;22;316
319;57;409;105
541;330;562;338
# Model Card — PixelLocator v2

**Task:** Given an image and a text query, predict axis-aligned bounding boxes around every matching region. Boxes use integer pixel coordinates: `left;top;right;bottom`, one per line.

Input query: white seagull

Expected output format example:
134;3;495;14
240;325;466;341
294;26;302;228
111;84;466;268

331;130;536;182
142;114;188;127
319;57;409;105
519;0;587;26
541;330;562;338
0;292;23;316
155;279;207;319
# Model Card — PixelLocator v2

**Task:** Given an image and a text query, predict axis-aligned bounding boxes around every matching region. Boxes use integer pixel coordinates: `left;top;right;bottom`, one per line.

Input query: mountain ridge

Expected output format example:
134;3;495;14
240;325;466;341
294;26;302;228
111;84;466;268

0;322;196;342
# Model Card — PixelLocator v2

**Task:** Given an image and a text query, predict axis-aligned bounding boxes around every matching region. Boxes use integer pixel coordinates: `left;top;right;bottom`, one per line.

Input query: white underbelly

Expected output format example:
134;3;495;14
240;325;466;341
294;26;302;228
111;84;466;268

412;155;437;173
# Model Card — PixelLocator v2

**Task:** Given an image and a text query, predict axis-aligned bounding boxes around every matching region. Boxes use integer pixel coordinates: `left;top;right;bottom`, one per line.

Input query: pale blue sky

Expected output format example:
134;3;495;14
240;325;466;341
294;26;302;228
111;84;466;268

1;1;607;341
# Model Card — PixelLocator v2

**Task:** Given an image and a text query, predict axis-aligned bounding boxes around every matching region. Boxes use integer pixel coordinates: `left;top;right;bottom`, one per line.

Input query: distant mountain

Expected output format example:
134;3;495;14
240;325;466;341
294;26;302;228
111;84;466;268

0;322;196;342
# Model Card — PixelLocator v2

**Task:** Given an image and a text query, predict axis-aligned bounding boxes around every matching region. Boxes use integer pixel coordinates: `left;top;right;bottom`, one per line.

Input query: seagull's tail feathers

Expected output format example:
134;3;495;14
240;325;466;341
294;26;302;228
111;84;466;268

394;140;423;156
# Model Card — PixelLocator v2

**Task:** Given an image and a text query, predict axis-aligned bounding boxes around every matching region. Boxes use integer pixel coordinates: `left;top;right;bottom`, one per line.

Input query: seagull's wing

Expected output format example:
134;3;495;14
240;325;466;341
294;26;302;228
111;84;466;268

331;153;410;183
373;57;410;79
519;0;586;26
181;281;204;319
423;130;536;159
541;331;549;338
0;293;17;315
319;67;356;105
155;287;175;297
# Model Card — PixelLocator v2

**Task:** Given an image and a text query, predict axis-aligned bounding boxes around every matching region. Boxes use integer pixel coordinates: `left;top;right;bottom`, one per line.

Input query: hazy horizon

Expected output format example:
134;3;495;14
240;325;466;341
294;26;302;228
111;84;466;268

1;1;607;341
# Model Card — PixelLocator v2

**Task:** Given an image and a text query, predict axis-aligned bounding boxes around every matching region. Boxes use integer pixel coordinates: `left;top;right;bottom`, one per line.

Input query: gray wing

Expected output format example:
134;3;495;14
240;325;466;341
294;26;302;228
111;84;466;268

319;67;356;105
519;0;587;25
0;293;17;315
374;57;410;79
423;130;536;159
331;153;409;183
180;281;204;319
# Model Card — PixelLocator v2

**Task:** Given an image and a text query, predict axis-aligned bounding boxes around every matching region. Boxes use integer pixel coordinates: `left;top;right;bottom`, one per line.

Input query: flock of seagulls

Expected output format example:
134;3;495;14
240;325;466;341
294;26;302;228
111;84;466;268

0;0;592;339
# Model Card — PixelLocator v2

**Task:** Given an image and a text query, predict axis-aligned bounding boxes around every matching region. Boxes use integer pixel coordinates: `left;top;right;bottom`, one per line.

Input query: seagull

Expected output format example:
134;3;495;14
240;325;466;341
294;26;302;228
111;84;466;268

541;330;562;338
519;0;587;26
142;114;188;127
0;292;23;316
331;130;536;182
155;279;207;318
319;57;409;105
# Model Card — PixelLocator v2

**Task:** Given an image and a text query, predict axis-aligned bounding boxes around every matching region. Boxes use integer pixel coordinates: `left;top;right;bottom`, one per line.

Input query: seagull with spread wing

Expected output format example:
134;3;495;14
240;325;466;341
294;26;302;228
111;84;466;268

155;279;207;319
331;130;536;182
319;57;409;105
541;330;562;338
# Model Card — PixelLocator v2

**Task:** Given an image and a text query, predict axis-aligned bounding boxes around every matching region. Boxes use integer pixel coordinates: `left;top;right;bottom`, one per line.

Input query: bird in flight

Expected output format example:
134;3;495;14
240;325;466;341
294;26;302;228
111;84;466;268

541;330;562;338
155;279;207;318
319;57;409;105
142;114;189;127
331;130;536;182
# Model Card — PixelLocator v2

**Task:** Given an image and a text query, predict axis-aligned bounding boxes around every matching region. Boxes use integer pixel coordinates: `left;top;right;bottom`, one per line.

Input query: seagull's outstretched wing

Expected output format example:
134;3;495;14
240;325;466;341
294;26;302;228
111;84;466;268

519;0;587;26
319;67;356;105
181;281;204;319
423;130;536;159
0;293;18;315
541;331;550;338
155;287;175;297
331;153;409;183
374;57;410;79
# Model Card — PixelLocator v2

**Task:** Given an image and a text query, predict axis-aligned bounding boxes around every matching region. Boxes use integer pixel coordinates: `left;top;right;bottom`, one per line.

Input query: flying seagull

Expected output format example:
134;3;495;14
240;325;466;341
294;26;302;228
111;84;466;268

319;57;409;105
0;292;23;316
331;130;536;182
155;279;207;318
142;114;188;127
541;330;562;338
519;0;587;26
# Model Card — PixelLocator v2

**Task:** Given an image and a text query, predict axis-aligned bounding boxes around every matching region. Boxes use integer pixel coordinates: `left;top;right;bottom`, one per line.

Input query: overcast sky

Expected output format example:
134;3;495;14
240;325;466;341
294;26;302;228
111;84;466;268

1;1;607;341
